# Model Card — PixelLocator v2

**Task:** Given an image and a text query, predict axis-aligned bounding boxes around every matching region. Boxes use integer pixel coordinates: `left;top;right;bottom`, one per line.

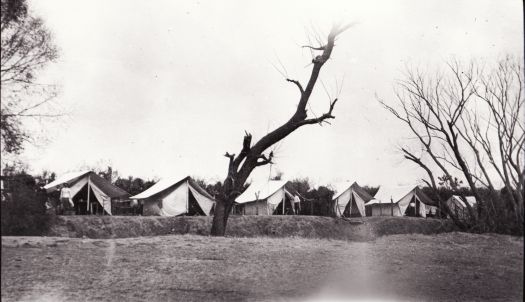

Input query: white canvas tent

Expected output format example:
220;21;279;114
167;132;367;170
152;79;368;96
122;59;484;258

446;195;477;219
131;176;215;216
235;180;295;215
367;185;435;217
332;181;376;217
43;171;130;215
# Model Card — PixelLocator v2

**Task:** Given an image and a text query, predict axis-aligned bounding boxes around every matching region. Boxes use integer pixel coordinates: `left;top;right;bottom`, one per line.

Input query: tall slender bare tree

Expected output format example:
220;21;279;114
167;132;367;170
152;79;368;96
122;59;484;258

210;24;352;236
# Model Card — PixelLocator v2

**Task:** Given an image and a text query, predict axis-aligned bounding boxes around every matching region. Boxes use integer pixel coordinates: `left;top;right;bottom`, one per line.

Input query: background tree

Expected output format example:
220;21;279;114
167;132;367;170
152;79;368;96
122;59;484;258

1;166;50;235
437;174;463;190
379;56;524;234
97;166;118;183
361;185;379;197
33;169;55;187
269;170;284;181
77;161;119;183
192;177;228;198
287;178;311;197
1;0;59;156
114;176;156;196
303;185;335;216
211;24;352;236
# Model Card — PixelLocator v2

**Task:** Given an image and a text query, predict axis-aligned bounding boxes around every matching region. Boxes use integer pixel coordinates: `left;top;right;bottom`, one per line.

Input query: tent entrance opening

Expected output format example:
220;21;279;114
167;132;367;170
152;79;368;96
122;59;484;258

404;196;423;217
186;190;205;216
272;197;295;215
72;184;107;215
343;197;362;217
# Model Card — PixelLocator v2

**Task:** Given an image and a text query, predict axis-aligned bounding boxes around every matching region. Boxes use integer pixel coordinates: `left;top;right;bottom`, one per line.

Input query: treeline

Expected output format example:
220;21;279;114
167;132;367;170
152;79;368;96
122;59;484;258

1;164;523;235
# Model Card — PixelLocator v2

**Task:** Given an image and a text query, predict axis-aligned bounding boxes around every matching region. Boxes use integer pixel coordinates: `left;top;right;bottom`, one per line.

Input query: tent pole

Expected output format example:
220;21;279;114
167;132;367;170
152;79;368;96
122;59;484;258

102;185;105;216
349;192;353;218
186;180;189;215
87;176;91;215
282;195;285;215
391;198;393;216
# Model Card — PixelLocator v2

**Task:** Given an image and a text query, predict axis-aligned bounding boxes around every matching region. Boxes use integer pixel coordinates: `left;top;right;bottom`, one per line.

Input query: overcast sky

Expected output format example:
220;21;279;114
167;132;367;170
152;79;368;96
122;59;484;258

21;0;523;186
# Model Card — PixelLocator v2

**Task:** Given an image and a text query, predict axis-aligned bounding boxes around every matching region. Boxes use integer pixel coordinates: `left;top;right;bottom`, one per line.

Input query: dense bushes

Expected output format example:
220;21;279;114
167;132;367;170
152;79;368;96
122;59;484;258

286;178;335;216
1;172;52;235
422;186;524;235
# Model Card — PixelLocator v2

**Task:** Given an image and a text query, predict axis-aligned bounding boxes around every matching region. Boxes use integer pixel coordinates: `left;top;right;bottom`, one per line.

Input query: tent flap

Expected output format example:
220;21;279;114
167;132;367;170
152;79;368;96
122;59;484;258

89;178;113;215
69;176;88;199
335;189;351;217
352;191;366;217
188;184;214;216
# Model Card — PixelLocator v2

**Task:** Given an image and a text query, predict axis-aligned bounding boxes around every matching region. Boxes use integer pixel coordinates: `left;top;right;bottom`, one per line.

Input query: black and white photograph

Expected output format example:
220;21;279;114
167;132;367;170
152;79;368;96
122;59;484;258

1;0;523;301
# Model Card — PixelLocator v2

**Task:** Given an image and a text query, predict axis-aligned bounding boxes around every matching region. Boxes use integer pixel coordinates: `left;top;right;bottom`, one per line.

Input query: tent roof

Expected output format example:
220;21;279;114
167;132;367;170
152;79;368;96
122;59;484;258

43;171;129;198
351;182;376;202
43;170;90;190
130;176;214;200
450;195;477;207
87;173;130;198
370;185;435;206
372;185;416;204
331;181;376;203
331;181;354;200
236;180;288;204
413;187;436;206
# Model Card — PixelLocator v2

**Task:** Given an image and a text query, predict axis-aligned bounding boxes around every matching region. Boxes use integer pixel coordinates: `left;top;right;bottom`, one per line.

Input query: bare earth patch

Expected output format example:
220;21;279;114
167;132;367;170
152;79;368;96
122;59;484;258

1;233;523;301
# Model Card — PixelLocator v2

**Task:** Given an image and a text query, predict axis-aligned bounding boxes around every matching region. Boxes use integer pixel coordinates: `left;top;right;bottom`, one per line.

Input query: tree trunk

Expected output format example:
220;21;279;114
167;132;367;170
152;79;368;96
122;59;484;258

210;199;229;236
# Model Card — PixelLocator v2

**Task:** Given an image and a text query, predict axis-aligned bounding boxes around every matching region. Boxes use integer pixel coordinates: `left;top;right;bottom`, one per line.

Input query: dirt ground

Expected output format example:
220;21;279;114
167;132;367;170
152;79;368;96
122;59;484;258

1;232;523;301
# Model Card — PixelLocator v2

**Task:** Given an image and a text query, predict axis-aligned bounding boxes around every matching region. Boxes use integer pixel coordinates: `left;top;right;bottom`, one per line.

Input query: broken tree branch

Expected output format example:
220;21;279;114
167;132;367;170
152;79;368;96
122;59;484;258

256;151;274;166
286;78;304;95
301;45;326;51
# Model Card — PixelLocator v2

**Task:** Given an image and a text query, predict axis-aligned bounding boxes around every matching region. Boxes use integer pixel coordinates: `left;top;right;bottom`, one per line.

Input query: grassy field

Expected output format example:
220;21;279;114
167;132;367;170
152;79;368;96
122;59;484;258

2;232;522;301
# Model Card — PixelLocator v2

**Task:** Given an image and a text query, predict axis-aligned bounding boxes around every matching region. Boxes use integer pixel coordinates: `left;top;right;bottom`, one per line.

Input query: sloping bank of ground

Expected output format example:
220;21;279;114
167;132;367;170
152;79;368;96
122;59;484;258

44;215;456;240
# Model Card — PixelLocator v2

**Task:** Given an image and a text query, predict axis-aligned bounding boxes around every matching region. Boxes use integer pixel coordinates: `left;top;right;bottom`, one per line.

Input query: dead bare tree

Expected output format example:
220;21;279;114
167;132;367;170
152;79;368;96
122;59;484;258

379;56;524;234
466;56;525;227
210;24;352;236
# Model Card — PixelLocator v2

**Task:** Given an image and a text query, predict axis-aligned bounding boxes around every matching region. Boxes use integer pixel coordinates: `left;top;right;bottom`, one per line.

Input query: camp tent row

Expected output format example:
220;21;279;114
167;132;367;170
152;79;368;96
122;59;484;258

366;185;438;217
234;180;299;215
332;181;376;218
44;171;474;219
331;183;442;218
130;176;215;216
43;172;215;217
43;171;130;215
365;186;477;218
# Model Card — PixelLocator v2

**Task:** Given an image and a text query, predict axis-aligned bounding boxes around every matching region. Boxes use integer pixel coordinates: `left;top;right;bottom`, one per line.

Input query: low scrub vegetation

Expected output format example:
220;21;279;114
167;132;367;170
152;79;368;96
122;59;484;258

1;171;52;235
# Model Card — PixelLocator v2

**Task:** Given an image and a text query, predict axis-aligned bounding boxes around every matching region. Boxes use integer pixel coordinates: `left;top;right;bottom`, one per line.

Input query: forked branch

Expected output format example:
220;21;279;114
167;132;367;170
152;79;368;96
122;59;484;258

286;78;304;95
298;98;338;126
